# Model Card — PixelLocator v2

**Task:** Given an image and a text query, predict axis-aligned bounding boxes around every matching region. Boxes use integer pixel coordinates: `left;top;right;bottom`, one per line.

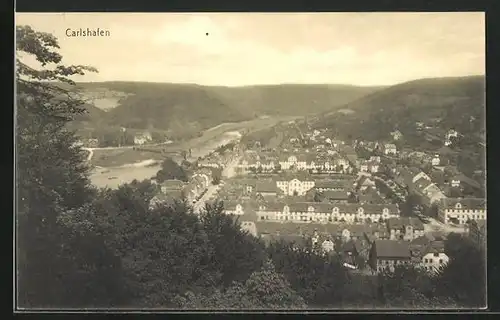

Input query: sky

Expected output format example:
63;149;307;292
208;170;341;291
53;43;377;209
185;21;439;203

16;12;485;87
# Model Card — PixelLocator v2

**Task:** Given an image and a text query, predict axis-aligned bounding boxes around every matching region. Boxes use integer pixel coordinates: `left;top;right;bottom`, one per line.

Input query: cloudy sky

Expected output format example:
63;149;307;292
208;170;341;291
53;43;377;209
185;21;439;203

16;12;484;86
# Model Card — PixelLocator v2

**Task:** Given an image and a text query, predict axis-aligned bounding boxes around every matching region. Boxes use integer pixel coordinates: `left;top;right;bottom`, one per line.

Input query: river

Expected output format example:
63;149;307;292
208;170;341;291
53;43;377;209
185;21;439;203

88;116;285;189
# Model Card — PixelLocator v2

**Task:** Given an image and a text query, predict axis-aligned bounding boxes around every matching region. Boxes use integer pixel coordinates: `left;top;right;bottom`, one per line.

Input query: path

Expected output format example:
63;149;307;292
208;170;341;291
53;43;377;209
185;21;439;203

193;154;242;214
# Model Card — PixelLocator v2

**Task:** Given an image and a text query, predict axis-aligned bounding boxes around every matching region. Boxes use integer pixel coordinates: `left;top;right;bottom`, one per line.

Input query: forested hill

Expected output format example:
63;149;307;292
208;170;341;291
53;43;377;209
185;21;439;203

70;82;381;133
313;75;485;141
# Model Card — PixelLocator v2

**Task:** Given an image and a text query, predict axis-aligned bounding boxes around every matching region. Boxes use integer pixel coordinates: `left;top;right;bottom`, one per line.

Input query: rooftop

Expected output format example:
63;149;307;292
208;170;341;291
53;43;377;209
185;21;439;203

374;240;411;259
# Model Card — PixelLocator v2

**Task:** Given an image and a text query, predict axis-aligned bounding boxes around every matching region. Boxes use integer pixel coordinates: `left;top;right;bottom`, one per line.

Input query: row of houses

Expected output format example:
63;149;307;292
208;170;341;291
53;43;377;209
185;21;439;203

238;152;351;173
393;166;447;206
224;200;400;225
227;209;447;275
149;168;214;208
240;174;356;197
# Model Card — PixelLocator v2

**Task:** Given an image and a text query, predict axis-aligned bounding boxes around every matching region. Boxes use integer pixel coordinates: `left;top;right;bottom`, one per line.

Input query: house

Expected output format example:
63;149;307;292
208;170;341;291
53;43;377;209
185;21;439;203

134;132;152;145
276;176;315;196
319;190;350;203
255;180;279;197
438;197;487;224
383;144;397;155
369;156;381;163
357;176;376;191
369;240;412;273
431;155;441;166
445;129;459;141
223;201;246;216
420;240;449;274
160;179;185;194
387;217;425;241
237;210;259;237
314;179;353;192
149;189;184;209
358;189;385;205
83;138;99;148
390;130;403;141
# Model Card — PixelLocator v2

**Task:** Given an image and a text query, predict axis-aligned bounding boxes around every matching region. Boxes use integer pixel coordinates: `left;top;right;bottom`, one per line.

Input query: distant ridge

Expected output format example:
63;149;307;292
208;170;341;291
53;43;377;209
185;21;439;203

314;75;485;140
68;82;382;135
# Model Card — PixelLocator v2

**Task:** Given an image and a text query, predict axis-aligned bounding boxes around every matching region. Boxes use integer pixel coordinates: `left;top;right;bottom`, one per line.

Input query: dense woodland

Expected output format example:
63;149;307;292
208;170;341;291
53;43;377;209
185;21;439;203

17;25;485;310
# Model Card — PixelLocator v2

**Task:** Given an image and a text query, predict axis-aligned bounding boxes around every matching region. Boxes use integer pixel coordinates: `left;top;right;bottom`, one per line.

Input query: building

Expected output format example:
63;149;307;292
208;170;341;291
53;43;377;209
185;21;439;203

255;180;279;197
444;129;459;146
160;179;185;194
420;241;449;273
83;138;99;148
134;132;152;145
149;189;184;209
276;176;315;196
383;144;397;155
390;130;403;141
431;155;441;166
256;202;400;224
387;217;425;241
437;197;487;224
369;240;412;273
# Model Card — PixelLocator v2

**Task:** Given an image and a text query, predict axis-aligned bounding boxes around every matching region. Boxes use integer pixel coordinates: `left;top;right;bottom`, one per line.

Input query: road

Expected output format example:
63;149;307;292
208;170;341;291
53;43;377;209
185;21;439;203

193;154;242;214
423;216;467;235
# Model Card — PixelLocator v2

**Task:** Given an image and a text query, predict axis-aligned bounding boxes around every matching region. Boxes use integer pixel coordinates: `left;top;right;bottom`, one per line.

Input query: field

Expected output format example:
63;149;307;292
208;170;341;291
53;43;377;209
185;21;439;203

90;164;161;189
90;149;166;167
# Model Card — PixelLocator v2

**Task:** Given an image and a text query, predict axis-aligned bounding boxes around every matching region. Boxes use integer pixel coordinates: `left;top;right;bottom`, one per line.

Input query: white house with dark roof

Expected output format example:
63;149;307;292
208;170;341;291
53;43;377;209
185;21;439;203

369;240;412;273
438;197;486;224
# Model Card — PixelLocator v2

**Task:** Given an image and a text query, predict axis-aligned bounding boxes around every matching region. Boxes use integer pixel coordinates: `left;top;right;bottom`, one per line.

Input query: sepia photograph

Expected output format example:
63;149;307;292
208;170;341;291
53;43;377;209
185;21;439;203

15;12;486;311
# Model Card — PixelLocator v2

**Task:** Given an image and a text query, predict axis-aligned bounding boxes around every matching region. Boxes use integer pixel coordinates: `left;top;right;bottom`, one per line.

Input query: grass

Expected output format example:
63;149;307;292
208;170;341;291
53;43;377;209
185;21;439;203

91;149;165;167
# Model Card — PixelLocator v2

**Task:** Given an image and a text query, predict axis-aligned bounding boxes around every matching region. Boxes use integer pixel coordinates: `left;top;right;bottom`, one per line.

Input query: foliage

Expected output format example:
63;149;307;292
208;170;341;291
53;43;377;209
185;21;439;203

156;157;188;183
16;24;128;308
199;202;267;286
173;260;307;309
433;233;486;308
266;240;349;307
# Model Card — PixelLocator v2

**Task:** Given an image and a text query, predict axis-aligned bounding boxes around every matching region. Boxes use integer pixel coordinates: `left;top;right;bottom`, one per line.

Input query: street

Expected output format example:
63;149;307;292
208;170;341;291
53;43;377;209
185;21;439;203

193;154;242;214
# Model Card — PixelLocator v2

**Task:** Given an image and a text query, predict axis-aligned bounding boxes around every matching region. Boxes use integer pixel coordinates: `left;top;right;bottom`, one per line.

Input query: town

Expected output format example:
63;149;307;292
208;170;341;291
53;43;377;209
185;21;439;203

144;118;486;276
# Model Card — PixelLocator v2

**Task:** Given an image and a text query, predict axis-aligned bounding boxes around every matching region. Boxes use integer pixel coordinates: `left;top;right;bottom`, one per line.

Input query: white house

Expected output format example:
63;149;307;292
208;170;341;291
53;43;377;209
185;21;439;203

276;177;315;196
390;130;403;141
431;155;441;166
384;144;397;155
438;198;486;225
421;251;449;274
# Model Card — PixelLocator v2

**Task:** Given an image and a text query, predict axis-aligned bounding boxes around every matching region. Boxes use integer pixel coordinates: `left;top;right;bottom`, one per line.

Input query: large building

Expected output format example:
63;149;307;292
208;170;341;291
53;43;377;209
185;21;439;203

437;197;486;224
369;240;412;273
256;202;400;224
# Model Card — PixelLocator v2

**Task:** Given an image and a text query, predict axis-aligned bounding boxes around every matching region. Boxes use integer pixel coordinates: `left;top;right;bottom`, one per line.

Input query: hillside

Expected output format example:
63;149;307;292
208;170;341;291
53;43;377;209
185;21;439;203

69;82;381;136
314;76;485;141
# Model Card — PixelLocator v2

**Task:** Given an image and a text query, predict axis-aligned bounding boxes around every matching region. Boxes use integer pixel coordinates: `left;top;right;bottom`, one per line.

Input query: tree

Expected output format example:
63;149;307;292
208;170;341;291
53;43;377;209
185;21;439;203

266;240;348;307
433;233;486;308
66;183;218;307
376;264;437;308
156;157;188;183
16;25;128;308
174;260;307;309
199;202;267;286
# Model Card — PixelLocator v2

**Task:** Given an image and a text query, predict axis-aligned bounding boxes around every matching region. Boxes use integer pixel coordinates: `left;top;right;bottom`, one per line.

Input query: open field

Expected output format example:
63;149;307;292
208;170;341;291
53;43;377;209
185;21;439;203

90;149;166;167
90;164;161;189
